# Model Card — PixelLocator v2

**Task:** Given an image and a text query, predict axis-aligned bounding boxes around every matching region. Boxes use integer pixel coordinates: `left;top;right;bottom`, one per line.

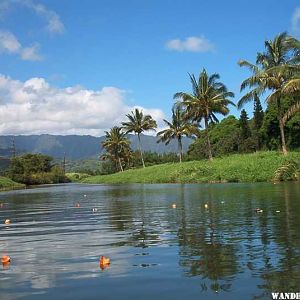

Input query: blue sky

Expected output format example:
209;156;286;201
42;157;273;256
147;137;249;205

0;0;299;135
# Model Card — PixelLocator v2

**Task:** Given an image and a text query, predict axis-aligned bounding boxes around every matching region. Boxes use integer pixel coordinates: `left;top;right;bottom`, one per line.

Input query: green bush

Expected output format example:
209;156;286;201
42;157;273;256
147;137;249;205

7;154;69;185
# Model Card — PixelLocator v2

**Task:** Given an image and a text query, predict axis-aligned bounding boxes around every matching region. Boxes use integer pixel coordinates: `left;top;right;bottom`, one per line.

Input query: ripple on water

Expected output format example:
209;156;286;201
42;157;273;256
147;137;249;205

0;182;300;299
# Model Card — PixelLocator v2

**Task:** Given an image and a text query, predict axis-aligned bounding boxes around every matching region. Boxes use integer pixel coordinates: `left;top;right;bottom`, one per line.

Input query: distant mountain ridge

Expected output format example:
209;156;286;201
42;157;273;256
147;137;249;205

0;134;193;159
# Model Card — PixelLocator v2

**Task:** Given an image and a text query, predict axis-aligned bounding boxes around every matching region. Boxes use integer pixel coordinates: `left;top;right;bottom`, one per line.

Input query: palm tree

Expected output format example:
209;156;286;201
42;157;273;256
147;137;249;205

122;108;157;168
101;126;131;172
238;32;300;155
174;69;235;161
157;107;199;163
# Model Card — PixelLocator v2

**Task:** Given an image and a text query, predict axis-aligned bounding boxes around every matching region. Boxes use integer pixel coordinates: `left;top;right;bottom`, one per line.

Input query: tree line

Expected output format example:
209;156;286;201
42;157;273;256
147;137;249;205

102;32;300;172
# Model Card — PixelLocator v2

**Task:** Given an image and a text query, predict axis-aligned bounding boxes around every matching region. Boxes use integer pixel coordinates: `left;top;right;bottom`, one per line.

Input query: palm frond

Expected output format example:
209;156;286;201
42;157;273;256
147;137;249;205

274;160;299;181
282;101;300;125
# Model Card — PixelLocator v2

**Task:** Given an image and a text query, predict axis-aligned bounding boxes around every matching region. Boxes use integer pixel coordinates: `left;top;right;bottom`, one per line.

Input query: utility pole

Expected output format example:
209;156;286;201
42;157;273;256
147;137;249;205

63;152;66;174
11;137;16;158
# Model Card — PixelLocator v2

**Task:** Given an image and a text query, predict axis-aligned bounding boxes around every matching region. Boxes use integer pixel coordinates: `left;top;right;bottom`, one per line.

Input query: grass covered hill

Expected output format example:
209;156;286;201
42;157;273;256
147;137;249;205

82;151;300;184
0;176;25;191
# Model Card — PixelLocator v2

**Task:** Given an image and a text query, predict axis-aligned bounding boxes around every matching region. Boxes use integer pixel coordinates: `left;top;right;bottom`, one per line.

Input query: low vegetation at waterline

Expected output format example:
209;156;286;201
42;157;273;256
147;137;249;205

6;153;69;185
82;151;300;184
65;172;92;182
0;176;25;190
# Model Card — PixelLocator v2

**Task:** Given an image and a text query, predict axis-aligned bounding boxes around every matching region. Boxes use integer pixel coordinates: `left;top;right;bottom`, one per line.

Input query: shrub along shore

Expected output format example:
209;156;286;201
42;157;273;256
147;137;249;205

81;151;300;184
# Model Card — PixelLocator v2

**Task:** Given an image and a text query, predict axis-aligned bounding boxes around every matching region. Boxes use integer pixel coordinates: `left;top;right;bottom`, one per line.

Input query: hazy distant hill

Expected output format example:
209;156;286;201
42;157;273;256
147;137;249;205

0;134;193;159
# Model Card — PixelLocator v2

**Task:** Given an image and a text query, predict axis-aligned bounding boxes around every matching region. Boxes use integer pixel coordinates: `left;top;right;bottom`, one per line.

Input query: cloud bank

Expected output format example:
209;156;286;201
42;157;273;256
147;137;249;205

165;36;214;52
0;75;165;136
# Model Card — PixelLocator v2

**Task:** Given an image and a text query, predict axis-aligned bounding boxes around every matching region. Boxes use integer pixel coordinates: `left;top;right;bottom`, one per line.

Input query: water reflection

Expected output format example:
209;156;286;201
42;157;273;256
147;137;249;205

0;183;299;300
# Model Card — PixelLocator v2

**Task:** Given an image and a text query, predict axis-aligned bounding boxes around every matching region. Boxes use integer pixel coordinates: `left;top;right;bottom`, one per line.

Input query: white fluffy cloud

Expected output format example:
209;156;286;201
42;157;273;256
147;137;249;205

0;30;42;61
291;7;300;35
0;75;165;136
165;36;214;52
21;0;65;34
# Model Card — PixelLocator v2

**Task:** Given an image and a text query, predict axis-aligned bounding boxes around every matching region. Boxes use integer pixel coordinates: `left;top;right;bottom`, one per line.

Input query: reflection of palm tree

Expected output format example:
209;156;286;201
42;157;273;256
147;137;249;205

105;186;161;248
176;186;239;293
253;183;300;298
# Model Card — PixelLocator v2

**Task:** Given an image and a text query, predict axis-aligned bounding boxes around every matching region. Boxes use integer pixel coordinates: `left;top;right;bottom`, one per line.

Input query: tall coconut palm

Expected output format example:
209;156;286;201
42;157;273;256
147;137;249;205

157;107;199;163
238;32;300;155
101;126;131;172
174;69;235;161
122;108;157;168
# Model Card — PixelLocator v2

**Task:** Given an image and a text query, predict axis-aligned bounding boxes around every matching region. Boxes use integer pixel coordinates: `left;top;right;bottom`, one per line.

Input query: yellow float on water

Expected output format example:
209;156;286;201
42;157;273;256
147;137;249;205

99;256;110;269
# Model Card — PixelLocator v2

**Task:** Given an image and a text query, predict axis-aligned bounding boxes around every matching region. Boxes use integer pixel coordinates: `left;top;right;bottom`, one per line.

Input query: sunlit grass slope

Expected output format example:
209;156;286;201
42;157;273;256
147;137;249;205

82;151;300;184
65;172;91;182
0;176;25;191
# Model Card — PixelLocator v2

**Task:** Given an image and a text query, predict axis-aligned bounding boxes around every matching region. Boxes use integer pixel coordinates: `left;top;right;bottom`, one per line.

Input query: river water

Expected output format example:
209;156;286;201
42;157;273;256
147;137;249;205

0;183;300;300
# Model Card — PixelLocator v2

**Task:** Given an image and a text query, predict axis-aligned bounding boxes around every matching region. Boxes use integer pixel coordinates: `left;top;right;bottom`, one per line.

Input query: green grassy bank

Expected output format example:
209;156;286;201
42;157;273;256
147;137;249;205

0;176;26;191
65;172;92;182
82;151;300;184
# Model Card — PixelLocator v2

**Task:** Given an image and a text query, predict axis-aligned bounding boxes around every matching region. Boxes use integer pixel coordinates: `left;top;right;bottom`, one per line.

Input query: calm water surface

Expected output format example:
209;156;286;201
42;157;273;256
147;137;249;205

0;183;300;300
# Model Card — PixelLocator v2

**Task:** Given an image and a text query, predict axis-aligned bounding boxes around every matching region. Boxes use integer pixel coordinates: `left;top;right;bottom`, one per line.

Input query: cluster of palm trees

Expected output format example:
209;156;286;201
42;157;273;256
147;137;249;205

102;32;300;171
101;109;157;171
238;32;300;155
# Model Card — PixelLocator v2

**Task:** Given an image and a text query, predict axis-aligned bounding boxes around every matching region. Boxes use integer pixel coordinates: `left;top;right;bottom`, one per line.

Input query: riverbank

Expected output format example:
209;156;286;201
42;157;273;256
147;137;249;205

65;172;92;182
82;151;300;184
0;176;26;191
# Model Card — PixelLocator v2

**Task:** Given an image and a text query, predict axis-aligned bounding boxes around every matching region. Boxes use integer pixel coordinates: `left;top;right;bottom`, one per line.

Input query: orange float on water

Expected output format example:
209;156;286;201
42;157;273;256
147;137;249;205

99;256;110;269
1;255;10;264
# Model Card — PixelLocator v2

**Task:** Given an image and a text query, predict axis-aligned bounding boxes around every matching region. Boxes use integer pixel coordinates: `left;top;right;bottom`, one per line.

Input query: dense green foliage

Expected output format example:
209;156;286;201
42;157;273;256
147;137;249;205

82;151;300;184
188;96;300;159
261;97;300;150
187;116;240;159
6;153;69;185
252;93;264;150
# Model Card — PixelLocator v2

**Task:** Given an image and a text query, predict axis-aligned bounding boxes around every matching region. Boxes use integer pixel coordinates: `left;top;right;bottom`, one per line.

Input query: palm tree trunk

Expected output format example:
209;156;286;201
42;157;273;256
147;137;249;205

277;98;288;155
137;133;145;168
178;136;183;163
279;119;288;155
118;157;123;172
205;118;213;161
